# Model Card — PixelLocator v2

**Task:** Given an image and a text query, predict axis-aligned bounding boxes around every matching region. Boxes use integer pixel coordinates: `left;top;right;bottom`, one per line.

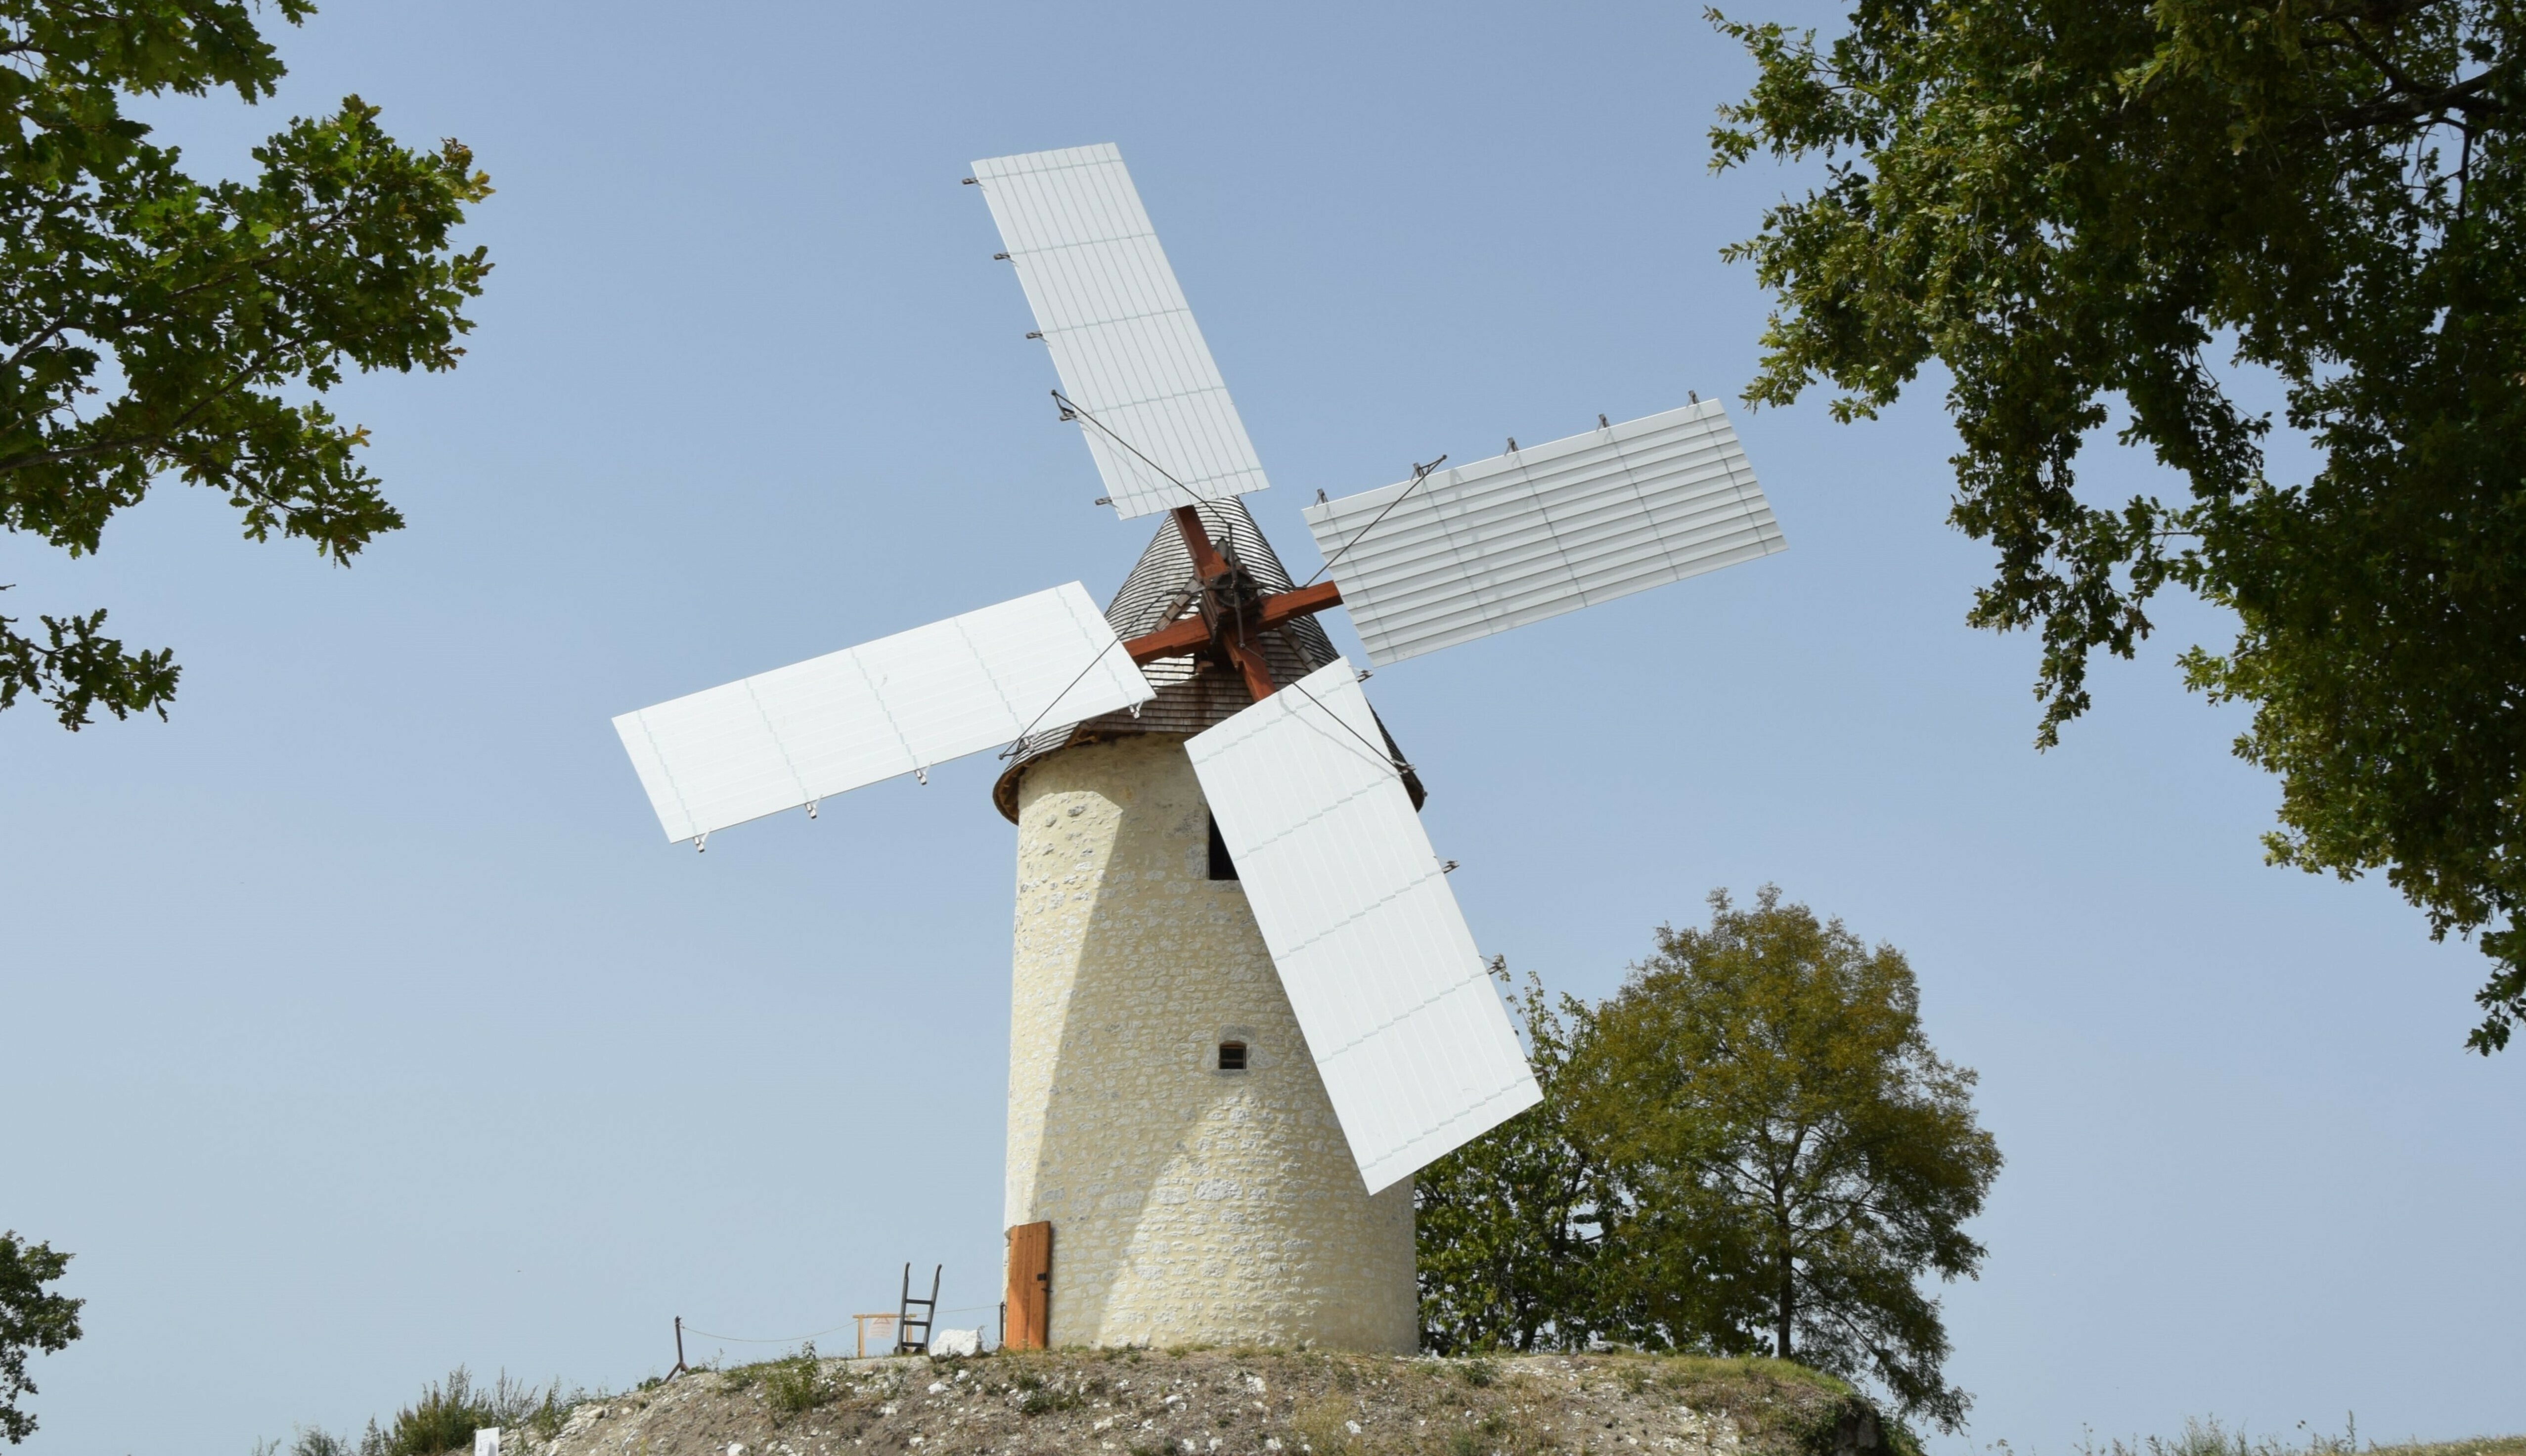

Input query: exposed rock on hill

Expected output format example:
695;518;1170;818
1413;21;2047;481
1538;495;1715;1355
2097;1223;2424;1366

518;1348;1893;1456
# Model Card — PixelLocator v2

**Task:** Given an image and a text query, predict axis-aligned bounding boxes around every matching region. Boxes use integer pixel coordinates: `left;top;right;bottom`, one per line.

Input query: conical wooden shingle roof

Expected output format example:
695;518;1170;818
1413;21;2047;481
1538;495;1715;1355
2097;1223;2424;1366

990;499;1422;821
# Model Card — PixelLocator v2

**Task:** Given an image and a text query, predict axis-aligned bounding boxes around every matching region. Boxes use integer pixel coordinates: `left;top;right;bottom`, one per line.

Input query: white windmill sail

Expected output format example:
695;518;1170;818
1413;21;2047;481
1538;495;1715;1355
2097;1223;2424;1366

1301;399;1785;665
1187;658;1542;1193
972;143;1270;519
614;582;1153;843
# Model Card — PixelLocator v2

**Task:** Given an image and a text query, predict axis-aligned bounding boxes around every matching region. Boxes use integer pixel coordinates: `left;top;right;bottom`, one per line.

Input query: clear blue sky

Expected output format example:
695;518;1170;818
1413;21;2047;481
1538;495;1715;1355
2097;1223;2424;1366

5;3;2519;1453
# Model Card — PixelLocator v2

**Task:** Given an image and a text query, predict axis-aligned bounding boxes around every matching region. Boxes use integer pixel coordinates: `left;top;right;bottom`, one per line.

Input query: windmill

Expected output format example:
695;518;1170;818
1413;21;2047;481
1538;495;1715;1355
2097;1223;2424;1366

611;144;1786;1353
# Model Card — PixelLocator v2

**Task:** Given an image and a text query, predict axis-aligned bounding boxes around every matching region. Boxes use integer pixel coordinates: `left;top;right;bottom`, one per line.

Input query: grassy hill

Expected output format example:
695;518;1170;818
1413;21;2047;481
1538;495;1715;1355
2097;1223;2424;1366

441;1347;1889;1456
290;1351;2525;1456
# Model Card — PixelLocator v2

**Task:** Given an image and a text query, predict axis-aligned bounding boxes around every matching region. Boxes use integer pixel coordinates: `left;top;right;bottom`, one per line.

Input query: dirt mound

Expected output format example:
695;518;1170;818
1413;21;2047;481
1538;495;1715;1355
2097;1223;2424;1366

517;1348;1893;1456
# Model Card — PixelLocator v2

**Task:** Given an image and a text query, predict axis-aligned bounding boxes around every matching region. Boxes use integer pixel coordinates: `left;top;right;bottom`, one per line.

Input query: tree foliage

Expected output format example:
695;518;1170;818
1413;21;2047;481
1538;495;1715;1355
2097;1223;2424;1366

1413;893;1998;1431
0;1232;82;1445
1710;0;2526;1050
1416;962;1605;1354
1572;889;1999;1431
0;0;491;728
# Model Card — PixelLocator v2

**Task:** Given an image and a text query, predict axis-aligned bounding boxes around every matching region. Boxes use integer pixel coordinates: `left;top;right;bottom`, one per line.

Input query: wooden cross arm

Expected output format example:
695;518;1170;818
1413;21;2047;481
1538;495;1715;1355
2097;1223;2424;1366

1256;580;1342;630
1174;504;1233;579
1120;580;1343;665
1122;614;1215;664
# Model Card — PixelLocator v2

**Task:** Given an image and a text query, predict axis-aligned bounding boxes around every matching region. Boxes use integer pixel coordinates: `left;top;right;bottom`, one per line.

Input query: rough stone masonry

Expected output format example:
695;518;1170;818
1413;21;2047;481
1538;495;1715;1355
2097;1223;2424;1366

1004;733;1417;1351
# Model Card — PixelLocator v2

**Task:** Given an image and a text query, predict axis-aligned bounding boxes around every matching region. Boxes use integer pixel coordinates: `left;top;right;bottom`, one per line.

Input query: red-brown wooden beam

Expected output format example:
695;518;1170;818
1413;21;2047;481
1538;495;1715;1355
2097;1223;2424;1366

1113;507;1347;701
1120;583;1344;664
1220;632;1278;702
1171;503;1275;701
1172;505;1232;581
1122;615;1214;664
1256;580;1341;630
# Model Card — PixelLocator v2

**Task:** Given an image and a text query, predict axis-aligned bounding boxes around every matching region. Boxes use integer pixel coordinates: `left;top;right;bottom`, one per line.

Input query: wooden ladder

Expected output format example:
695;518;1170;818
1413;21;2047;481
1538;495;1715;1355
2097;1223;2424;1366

894;1262;939;1355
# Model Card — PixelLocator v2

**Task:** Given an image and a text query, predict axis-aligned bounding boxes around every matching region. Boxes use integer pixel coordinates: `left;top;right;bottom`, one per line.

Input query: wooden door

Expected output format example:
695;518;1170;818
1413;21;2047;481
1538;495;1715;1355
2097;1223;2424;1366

1004;1221;1052;1349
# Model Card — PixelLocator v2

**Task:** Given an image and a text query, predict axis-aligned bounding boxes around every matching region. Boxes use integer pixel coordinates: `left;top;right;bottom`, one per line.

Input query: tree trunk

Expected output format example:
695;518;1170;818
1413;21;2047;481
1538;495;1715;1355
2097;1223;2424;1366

1775;1247;1795;1358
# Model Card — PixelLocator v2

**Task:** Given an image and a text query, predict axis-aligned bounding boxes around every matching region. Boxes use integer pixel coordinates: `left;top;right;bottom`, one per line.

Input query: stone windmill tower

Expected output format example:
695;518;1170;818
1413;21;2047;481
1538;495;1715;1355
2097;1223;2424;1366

990;497;1427;1351
608;144;1787;1354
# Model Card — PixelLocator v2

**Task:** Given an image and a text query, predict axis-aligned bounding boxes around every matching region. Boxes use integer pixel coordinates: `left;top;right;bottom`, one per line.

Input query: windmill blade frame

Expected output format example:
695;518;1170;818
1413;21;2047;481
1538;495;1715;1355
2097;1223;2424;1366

614;582;1153;843
972;144;1271;519
1187;658;1542;1193
1301;400;1784;666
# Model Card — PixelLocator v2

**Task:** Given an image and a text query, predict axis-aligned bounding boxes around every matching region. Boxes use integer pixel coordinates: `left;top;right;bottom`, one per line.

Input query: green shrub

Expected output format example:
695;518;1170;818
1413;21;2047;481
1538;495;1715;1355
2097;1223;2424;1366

386;1369;496;1456
761;1347;832;1416
717;1363;761;1390
380;1368;556;1456
1016;1385;1082;1416
521;1388;571;1443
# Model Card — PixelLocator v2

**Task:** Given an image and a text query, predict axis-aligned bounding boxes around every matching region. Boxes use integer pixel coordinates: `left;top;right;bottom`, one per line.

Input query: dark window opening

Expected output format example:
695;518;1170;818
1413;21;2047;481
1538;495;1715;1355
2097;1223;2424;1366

1217;1040;1248;1071
1206;814;1239;881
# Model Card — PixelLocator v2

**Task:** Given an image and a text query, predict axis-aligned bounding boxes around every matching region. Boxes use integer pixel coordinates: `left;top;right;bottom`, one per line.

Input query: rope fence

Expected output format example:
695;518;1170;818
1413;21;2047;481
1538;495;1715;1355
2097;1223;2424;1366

668;1297;1009;1370
678;1305;1000;1346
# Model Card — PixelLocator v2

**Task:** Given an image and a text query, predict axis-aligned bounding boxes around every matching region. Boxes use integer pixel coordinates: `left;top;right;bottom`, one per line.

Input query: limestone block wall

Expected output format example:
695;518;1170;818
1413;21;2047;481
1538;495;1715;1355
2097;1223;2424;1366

1006;733;1418;1353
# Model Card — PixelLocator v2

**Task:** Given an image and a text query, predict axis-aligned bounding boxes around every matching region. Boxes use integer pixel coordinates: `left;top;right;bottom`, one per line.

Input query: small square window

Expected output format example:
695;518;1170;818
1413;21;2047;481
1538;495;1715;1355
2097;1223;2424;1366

1217;1040;1248;1071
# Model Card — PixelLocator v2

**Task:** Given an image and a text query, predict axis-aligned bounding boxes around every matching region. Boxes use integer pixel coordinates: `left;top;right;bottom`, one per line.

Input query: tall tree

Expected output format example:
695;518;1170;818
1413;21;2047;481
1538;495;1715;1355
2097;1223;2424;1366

1710;0;2526;1050
0;1232;82;1445
1415;962;1606;1354
1;0;491;728
1569;889;1999;1430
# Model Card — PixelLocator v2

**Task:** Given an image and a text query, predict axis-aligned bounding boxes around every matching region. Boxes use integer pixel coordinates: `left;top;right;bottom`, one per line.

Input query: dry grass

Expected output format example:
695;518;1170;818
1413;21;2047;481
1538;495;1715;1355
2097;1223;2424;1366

2078;1419;2526;1456
2372;1440;2526;1456
1293;1394;1364;1454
